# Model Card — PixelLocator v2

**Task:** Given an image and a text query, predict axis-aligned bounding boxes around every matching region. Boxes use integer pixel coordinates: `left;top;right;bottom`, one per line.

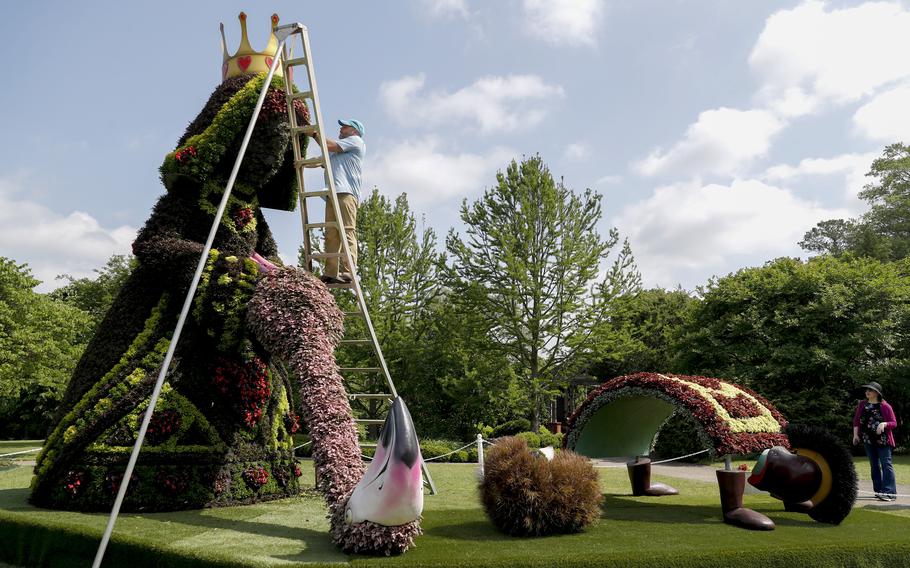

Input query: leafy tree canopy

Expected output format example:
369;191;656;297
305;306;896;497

0;258;93;437
677;255;910;437
446;155;640;431
801;143;910;260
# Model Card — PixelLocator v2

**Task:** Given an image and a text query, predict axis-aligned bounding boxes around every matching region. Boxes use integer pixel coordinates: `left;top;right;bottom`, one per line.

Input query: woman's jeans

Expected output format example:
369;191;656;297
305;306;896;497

864;443;897;496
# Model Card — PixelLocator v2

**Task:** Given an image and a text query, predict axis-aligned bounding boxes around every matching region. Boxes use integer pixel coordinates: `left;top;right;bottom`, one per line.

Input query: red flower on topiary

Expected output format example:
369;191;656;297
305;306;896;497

714;393;763;418
63;470;85;497
273;466;290;488
284;412;301;434
213;470;231;495
293;462;303;478
105;472;139;495
243;465;269;489
175;145;197;163
146;408;182;445
233;207;254;229
156;468;189;496
212;356;271;429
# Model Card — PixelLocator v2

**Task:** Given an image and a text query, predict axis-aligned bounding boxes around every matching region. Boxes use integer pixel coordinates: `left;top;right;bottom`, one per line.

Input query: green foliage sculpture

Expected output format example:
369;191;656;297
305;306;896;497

30;72;309;511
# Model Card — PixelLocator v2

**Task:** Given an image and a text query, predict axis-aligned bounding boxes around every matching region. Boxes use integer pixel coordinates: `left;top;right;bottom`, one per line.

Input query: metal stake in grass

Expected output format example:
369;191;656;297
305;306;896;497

91;31;295;568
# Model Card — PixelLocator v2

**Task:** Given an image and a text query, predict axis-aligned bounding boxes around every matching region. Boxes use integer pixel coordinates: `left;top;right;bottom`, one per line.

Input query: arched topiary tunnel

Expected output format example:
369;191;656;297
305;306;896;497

564;373;790;458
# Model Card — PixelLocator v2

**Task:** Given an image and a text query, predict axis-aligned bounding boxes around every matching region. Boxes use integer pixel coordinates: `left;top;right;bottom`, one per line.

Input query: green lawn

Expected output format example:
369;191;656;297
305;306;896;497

2;459;909;568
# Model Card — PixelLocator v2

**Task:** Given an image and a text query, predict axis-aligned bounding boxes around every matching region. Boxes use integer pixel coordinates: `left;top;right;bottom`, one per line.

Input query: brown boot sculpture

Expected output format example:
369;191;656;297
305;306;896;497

716;469;775;530
627;457;679;496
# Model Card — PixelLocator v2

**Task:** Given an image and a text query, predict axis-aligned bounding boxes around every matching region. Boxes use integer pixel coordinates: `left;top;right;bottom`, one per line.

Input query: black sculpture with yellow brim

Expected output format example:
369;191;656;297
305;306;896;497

749;423;858;524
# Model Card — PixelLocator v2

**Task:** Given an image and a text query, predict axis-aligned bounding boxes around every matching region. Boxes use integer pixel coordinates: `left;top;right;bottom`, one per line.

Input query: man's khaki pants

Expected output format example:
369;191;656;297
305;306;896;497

324;193;358;278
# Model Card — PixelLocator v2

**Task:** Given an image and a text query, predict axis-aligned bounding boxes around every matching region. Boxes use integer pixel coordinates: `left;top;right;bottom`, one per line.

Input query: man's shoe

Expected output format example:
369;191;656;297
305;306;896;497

337;272;354;283
320;274;344;285
875;493;888;501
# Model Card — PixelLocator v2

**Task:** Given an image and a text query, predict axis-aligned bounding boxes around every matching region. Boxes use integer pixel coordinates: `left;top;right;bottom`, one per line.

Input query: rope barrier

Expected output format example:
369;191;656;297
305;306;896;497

0;448;42;458
293;441;312;451
424;440;477;462
650;449;710;465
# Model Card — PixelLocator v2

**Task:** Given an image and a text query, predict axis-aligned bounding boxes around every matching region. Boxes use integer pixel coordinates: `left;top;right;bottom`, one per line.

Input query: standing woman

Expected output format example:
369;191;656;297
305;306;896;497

852;382;898;501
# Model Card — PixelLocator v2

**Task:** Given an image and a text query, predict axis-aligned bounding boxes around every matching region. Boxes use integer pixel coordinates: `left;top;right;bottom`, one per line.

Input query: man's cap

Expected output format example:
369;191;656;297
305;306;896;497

861;382;883;397
338;119;365;137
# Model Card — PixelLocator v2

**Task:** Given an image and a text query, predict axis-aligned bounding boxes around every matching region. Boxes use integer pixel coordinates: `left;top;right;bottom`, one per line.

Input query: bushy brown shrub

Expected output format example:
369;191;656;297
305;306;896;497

480;436;602;537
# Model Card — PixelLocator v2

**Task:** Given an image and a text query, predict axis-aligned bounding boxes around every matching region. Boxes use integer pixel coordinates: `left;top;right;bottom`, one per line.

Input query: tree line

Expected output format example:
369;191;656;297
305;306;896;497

2;145;908;450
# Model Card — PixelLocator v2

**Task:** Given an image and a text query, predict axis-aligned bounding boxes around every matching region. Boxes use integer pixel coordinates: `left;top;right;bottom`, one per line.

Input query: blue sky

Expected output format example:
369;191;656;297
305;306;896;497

2;1;908;291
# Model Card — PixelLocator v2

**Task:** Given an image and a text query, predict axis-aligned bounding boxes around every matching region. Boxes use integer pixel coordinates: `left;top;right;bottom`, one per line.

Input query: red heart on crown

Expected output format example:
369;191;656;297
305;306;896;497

265;57;273;69
237;56;252;71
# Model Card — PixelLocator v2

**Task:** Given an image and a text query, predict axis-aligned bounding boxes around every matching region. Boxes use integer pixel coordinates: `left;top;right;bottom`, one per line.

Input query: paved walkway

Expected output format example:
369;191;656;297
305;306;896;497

592;458;908;508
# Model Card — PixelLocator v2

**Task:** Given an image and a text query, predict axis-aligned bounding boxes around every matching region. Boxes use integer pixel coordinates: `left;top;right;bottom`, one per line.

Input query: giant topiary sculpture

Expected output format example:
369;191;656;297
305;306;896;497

30;13;423;555
565;372;856;531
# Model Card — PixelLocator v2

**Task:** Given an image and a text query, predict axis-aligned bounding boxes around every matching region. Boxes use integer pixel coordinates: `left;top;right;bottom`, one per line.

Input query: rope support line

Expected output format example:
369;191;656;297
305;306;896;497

423;440;477;462
0;448;42;458
650;449;711;465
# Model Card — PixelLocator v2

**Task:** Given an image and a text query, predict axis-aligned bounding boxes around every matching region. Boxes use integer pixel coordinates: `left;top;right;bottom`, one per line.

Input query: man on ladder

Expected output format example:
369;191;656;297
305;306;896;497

314;119;365;285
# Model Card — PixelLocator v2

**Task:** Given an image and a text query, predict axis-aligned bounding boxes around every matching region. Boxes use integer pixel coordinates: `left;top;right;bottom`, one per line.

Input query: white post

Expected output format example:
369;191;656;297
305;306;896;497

477;433;484;478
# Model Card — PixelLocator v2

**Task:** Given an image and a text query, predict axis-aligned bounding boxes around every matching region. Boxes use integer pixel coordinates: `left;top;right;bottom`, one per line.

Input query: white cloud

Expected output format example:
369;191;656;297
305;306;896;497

613;178;849;287
522;0;605;47
0;176;136;292
634;108;785;177
595;174;622;186
564;143;591;161
763;152;876;207
751;1;910;117
419;0;470;20
367;137;515;208
853;83;910;142
379;73;564;134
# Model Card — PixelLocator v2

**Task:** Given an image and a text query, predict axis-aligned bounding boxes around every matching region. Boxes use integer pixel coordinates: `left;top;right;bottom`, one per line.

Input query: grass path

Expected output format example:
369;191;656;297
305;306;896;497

2;460;910;567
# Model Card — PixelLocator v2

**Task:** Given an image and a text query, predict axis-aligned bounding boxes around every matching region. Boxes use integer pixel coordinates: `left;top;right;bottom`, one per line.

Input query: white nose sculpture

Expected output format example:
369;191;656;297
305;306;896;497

346;397;425;526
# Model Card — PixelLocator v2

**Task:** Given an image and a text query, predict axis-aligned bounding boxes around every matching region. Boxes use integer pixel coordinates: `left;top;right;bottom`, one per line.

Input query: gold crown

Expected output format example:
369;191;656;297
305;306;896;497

220;12;285;82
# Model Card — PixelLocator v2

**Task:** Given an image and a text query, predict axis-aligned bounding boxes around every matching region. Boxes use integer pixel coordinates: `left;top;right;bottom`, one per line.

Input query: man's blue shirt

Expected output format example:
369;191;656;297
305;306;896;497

331;135;365;201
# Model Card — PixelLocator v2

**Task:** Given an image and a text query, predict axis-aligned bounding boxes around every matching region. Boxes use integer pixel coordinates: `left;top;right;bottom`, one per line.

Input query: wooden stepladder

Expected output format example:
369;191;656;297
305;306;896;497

274;23;436;495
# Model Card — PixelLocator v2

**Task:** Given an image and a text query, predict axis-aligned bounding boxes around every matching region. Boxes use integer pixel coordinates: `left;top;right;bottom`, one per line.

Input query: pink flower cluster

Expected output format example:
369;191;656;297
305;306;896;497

246;267;422;555
566;372;790;456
